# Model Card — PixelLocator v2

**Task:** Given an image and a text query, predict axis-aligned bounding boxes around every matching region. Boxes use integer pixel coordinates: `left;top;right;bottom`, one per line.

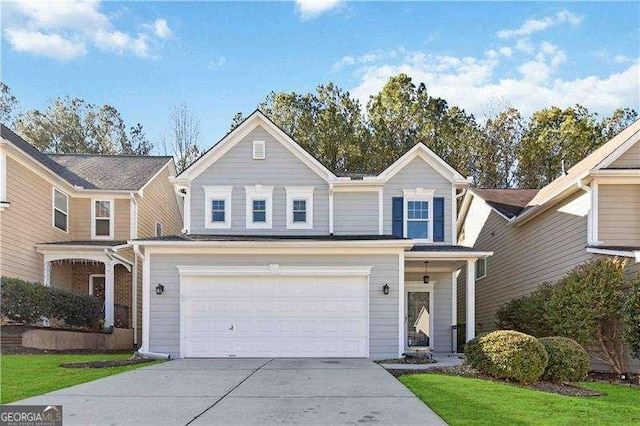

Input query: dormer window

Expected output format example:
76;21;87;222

253;140;266;160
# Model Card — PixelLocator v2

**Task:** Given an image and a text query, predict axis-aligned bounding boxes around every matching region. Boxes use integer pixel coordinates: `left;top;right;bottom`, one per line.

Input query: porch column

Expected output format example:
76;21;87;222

105;261;115;327
466;259;476;341
43;260;51;287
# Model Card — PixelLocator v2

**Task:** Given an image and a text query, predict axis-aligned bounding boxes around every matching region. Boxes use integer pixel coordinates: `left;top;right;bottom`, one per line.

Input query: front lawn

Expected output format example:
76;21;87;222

0;353;158;404
400;374;640;425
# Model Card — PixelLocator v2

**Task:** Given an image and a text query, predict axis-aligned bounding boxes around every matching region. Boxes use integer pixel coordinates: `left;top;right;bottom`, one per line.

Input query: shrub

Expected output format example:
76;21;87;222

0;276;103;329
623;276;640;361
496;284;554;337
539;337;590;382
465;330;548;383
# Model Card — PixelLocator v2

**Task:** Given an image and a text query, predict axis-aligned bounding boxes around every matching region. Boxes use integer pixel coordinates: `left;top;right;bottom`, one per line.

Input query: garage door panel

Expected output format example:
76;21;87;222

181;273;368;358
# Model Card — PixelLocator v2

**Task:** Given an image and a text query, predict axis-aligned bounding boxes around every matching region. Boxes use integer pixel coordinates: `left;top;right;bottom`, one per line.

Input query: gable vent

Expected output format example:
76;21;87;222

253;140;266;160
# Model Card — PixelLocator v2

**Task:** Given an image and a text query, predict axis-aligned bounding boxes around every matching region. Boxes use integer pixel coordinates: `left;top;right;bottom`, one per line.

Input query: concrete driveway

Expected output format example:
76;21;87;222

14;358;446;425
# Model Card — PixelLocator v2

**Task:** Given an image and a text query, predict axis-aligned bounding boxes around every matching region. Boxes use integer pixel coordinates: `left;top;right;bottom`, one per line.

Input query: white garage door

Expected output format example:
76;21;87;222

181;273;369;358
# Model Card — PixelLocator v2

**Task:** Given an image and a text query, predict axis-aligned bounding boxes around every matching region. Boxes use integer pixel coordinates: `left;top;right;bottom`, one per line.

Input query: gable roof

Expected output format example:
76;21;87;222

377;143;470;185
513;119;640;224
470;188;540;219
177;110;337;182
1;124;172;191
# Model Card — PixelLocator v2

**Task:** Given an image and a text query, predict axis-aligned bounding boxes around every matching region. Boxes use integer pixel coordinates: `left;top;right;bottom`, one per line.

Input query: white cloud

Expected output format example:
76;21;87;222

346;44;638;119
2;1;170;60
295;0;341;20
207;56;226;69
154;18;172;38
497;9;583;39
4;28;86;60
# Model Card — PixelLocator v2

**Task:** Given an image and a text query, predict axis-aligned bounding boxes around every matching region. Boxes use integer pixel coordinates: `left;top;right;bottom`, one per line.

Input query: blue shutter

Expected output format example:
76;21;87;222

433;197;445;242
392;197;404;238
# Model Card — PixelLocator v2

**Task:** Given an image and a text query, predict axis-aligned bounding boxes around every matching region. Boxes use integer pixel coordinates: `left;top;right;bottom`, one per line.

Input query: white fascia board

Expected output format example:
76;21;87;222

586;247;637;259
378;144;469;184
179;111;337;184
404;250;493;260
131;239;414;249
177;264;373;277
595;128;640;170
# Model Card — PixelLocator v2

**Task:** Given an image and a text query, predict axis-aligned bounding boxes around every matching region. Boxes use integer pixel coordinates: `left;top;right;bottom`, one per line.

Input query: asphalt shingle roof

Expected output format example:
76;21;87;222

134;234;406;242
1;124;172;191
471;188;540;219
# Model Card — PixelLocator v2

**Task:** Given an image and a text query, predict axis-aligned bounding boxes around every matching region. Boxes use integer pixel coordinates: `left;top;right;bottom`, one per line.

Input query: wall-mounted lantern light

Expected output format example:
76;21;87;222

423;261;430;284
155;284;165;295
382;284;390;295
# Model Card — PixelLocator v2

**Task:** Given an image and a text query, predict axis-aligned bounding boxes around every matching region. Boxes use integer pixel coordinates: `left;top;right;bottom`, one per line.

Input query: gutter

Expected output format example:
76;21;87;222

136;349;171;360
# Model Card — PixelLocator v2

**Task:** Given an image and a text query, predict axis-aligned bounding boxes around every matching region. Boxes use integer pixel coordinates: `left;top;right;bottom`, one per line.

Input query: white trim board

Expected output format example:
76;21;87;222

176;265;373;277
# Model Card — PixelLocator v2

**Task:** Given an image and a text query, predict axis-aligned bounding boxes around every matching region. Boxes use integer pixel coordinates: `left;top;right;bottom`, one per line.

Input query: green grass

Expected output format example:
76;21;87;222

0;353;159;404
400;374;640;425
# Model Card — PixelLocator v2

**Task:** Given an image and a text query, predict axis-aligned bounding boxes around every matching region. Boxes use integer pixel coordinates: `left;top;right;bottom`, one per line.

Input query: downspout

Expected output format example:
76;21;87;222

578;179;597;245
130;194;139;345
133;244;171;360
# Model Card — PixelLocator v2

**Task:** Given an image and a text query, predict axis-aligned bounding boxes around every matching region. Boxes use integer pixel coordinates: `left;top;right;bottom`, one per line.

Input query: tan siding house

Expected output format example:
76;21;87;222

0;125;181;347
457;119;640;371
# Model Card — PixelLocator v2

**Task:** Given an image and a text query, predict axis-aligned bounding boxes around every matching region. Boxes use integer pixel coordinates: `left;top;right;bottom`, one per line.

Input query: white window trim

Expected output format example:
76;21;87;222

91;198;115;240
204;186;233;229
156;221;163;237
475;258;487;280
52;187;69;233
252;140;266;160
403;188;435;243
89;274;105;296
286;186;314;230
245;185;273;229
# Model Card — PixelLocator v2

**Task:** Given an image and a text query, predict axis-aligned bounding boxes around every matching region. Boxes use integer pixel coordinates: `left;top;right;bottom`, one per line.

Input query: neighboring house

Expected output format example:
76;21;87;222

457;119;640;369
131;110;492;360
0;125;182;344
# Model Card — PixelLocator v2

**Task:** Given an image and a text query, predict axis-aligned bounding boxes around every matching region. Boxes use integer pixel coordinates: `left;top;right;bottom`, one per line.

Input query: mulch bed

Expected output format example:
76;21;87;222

376;357;438;365
390;364;604;397
60;358;156;369
1;346;133;355
589;371;640;387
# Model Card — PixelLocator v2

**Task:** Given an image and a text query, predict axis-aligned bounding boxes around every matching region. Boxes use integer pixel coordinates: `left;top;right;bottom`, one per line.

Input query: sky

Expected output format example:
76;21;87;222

2;1;639;154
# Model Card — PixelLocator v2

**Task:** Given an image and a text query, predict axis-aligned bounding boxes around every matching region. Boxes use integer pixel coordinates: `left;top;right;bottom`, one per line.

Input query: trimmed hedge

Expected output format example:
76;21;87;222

465;330;548;383
1;276;103;329
539;337;590;382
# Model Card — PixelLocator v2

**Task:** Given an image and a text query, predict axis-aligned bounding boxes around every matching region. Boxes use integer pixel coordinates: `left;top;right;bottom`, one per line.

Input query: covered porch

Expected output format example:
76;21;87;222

403;246;492;354
36;241;134;329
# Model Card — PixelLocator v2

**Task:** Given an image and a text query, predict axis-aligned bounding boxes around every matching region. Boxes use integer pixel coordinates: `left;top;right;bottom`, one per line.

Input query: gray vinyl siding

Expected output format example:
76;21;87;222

608;141;640;168
190;126;329;235
383;158;453;244
598;184;640;246
148;253;400;359
457;191;593;333
406;272;454;352
333;192;379;235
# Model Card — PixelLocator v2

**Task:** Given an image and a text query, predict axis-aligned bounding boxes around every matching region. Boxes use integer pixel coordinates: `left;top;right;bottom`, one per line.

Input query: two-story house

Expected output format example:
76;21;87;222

0;125;182;345
132;110;491;360
457;119;640;370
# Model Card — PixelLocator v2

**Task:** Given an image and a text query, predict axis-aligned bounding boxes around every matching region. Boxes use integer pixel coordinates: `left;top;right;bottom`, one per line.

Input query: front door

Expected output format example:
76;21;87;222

406;288;432;349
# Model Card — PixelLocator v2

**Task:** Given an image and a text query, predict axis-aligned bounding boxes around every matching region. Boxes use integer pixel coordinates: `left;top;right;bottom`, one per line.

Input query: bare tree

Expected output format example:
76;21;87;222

161;103;202;173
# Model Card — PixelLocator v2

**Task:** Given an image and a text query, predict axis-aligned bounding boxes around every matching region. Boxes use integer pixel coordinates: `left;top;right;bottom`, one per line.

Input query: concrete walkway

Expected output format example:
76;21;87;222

13;358;446;425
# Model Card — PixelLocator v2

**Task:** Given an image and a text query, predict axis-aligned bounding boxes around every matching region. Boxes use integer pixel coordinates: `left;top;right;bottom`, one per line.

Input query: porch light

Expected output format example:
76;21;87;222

382;284;390;295
423;261;430;284
155;284;165;295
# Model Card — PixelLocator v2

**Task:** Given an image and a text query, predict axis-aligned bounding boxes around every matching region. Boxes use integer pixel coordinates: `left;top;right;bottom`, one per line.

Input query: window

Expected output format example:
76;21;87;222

403;188;435;242
252;140;266;160
293;200;307;222
476;258;487;280
156;221;163;237
244;185;273;229
211;200;226;222
407;200;429;239
286;186;314;229
253;200;266;222
53;188;68;232
204;186;232;229
91;199;114;239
